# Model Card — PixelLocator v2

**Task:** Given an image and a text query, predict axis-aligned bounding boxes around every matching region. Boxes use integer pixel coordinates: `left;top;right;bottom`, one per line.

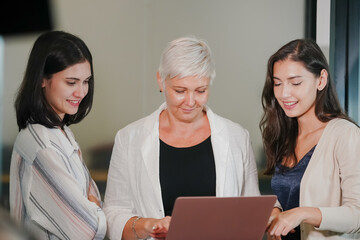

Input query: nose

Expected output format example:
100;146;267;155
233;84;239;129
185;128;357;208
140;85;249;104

185;92;195;106
279;83;291;99
74;84;88;98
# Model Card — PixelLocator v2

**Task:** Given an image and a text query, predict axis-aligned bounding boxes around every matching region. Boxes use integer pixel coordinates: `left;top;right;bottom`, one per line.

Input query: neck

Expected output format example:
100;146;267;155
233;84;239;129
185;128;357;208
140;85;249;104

297;114;325;136
160;109;206;133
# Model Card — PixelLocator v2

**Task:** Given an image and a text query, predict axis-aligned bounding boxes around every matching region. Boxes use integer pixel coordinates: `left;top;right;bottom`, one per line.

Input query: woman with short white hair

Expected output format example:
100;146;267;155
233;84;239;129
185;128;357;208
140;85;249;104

104;36;260;240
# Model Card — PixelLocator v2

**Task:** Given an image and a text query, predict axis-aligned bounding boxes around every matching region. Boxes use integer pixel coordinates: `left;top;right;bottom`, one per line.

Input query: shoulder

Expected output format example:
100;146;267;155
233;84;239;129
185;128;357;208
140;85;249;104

14;124;53;162
326;118;359;135
115;108;159;140
323;118;360;150
16;124;52;148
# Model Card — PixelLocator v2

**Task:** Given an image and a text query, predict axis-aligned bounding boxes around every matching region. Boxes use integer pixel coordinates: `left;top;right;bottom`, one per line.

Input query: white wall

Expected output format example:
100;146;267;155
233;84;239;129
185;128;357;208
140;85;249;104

2;0;305;169
317;0;331;61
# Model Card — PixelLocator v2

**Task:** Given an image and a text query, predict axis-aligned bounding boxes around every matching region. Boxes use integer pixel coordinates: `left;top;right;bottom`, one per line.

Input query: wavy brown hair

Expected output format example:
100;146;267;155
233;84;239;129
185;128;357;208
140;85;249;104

260;39;348;175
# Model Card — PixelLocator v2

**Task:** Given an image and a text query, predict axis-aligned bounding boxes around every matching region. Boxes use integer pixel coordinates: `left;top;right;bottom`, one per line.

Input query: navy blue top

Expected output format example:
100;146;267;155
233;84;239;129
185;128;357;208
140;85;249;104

271;145;316;240
159;136;216;216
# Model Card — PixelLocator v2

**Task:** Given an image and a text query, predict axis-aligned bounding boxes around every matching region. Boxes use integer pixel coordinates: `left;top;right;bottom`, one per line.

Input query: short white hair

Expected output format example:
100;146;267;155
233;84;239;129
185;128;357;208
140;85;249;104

158;36;216;84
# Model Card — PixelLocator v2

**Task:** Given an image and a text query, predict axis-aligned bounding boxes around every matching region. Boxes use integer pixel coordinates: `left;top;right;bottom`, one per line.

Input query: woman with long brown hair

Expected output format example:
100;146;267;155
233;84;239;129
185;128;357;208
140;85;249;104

260;39;360;239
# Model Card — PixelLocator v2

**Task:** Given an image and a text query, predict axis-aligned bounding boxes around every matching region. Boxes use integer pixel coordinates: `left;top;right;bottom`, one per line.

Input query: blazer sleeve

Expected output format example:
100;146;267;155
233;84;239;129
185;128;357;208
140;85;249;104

240;129;261;196
317;123;360;233
27;148;106;240
103;131;135;239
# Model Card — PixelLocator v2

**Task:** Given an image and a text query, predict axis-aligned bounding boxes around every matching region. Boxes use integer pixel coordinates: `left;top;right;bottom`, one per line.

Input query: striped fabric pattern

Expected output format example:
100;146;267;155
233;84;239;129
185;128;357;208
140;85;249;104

9;124;106;240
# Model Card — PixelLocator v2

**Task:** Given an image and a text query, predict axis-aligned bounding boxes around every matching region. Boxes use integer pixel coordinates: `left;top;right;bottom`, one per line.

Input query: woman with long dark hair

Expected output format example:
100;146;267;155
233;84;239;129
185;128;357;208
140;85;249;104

260;39;360;239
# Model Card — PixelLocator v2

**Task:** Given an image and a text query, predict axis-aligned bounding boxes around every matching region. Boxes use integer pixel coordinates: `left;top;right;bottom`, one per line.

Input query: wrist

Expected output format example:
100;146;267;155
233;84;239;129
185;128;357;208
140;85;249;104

300;207;322;227
273;207;282;213
132;216;148;240
298;207;312;222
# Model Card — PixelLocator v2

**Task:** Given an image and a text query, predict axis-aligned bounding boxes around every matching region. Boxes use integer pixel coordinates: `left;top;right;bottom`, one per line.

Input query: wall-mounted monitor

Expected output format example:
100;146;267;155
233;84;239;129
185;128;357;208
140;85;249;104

0;0;52;36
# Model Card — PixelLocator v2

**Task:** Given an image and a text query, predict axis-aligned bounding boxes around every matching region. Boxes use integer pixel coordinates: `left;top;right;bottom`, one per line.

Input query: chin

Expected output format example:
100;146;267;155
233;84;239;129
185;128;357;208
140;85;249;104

66;111;78;116
179;116;196;123
284;112;299;118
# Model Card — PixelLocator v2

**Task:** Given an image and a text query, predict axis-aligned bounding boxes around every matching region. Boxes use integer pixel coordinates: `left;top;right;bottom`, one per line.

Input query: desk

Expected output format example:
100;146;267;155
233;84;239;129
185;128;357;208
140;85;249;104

89;170;108;196
89;169;108;182
1;174;9;209
1;171;108;183
2;174;9;183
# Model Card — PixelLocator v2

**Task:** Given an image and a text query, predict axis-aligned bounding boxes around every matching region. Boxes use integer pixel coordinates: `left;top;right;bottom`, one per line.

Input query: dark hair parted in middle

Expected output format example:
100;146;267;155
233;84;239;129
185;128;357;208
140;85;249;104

260;38;349;175
15;30;94;130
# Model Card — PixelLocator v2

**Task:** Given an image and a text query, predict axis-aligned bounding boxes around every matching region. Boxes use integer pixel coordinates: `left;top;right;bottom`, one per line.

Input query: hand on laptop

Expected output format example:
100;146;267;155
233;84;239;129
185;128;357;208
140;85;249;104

266;206;322;239
147;216;172;239
267;207;313;239
266;208;282;240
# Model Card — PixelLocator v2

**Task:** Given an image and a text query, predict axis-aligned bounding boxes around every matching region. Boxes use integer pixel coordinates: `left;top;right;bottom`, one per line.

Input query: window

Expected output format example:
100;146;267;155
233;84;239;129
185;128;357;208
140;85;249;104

330;0;360;123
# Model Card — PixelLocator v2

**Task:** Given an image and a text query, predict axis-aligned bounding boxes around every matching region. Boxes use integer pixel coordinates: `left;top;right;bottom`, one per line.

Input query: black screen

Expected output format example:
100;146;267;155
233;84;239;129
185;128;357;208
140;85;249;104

0;0;53;36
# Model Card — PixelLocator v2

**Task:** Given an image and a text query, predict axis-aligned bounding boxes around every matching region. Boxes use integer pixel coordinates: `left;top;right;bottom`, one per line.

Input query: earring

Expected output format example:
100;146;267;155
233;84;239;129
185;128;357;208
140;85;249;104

159;90;162;93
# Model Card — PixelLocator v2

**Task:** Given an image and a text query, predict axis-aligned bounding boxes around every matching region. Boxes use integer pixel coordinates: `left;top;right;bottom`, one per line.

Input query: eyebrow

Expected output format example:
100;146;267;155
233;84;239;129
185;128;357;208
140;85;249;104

65;76;92;81
172;84;209;89
273;75;303;81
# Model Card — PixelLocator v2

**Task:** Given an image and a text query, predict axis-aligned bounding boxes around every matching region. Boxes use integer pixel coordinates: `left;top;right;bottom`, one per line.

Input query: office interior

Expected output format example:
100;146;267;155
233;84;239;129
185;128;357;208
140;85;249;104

0;0;359;212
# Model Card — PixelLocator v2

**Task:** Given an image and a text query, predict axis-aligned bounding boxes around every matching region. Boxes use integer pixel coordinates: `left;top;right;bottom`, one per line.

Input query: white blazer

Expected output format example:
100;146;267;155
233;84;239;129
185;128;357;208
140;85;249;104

104;103;260;239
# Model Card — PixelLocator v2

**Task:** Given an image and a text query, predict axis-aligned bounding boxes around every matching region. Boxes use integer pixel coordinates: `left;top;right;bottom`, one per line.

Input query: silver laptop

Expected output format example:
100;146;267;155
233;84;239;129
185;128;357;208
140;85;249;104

166;195;276;240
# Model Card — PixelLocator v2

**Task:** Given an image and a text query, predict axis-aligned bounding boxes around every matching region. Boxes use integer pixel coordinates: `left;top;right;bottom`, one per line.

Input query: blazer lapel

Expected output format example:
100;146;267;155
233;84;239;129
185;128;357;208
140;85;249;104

141;124;162;197
139;103;167;217
206;107;230;196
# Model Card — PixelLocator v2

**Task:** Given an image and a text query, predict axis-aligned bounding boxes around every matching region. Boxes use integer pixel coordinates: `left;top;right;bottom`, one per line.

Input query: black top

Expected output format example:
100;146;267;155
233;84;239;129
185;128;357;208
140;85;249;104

159;136;216;216
271;145;316;240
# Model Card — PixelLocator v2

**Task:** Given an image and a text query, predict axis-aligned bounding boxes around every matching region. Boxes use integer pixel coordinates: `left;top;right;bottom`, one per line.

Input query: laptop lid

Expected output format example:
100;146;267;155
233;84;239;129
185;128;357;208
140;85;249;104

166;195;276;240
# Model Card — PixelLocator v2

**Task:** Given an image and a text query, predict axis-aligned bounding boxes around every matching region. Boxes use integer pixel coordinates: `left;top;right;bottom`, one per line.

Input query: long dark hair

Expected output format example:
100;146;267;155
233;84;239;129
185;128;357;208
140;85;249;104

260;39;348;175
15;30;94;130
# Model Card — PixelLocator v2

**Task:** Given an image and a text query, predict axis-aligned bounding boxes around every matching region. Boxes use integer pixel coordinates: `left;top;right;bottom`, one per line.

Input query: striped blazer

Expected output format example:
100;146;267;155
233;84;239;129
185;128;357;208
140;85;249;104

9;123;106;240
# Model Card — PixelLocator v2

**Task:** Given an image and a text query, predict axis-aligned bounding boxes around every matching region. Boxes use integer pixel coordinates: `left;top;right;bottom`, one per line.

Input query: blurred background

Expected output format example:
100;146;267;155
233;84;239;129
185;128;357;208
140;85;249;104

0;0;359;211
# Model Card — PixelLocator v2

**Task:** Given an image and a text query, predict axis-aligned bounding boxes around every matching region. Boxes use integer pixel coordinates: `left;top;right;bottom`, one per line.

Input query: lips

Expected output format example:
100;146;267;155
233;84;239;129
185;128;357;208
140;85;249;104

67;99;81;107
182;108;195;113
282;101;297;110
